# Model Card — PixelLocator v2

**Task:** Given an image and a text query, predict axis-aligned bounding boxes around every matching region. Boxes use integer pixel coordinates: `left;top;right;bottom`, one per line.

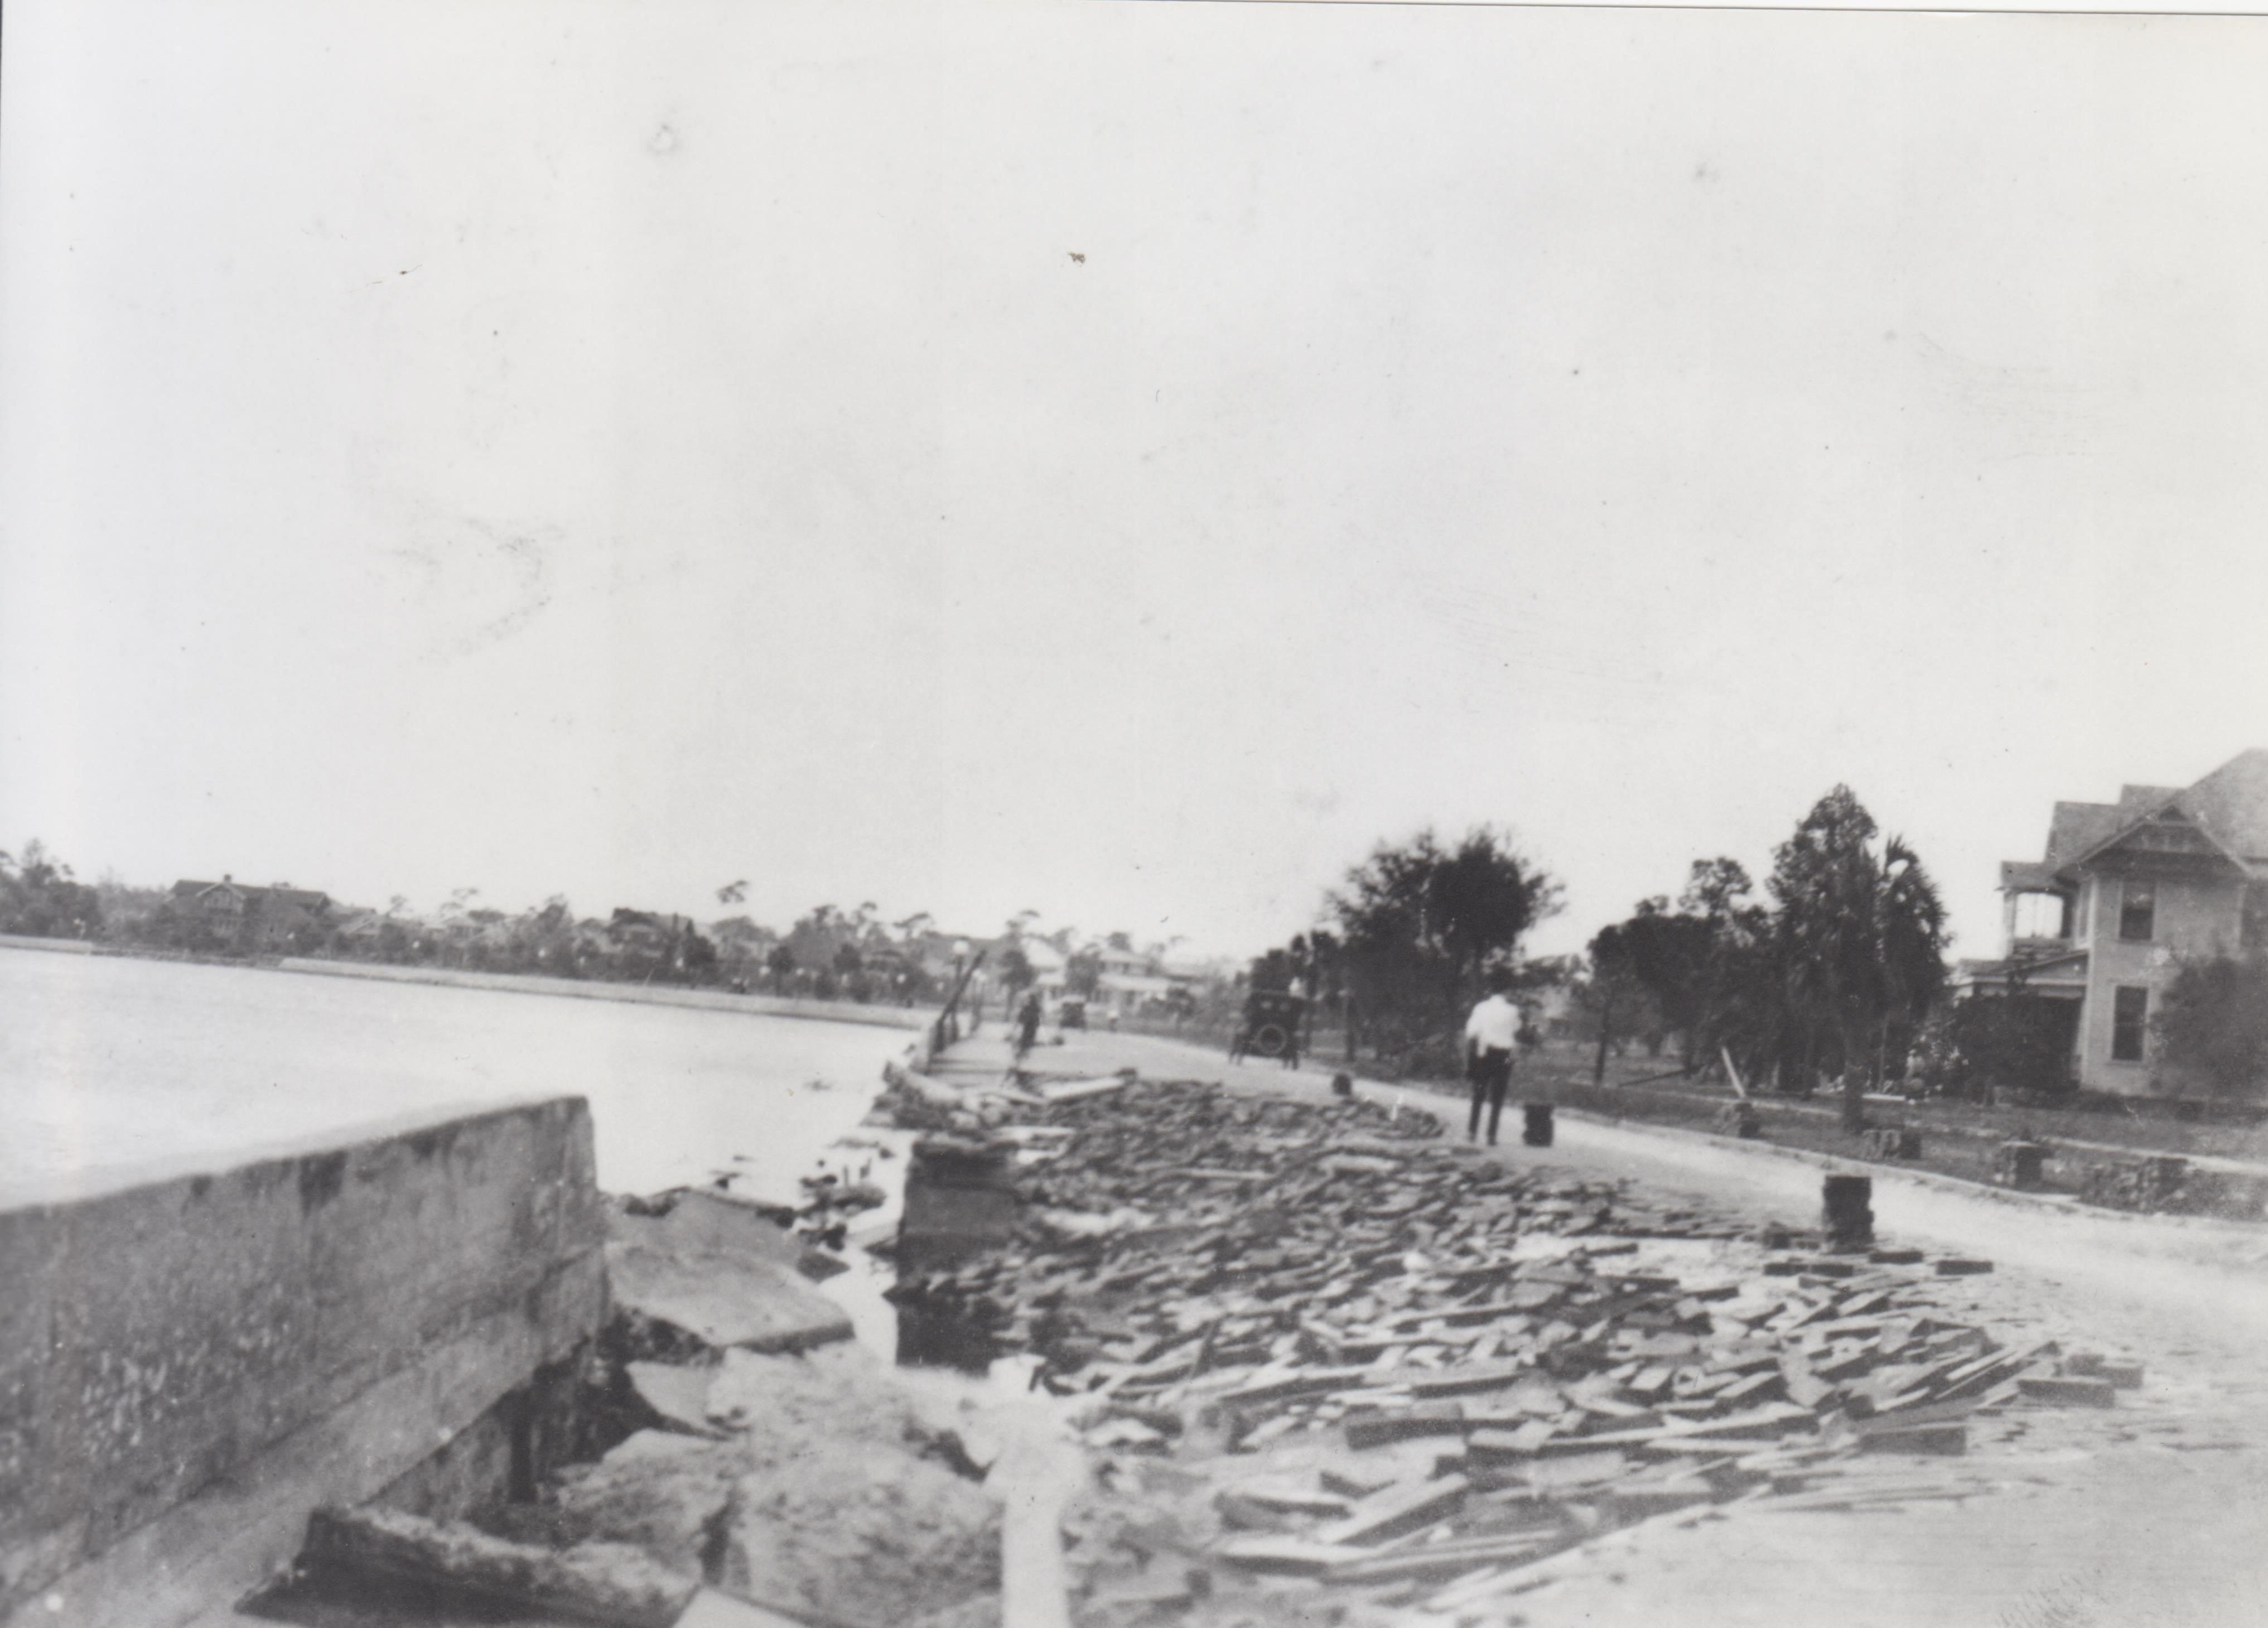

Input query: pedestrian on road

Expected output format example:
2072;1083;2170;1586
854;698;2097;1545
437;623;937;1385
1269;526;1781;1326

1016;991;1043;1058
1463;970;1520;1145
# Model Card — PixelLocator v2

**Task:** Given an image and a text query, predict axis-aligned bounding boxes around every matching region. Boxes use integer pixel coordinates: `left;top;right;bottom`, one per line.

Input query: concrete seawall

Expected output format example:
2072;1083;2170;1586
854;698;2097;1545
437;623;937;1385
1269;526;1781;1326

274;957;934;1033
0;1097;608;1628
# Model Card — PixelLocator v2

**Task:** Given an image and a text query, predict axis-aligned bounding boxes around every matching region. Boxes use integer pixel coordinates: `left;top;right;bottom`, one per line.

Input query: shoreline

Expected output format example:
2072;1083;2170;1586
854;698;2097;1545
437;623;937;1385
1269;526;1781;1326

0;933;934;1033
273;956;937;1033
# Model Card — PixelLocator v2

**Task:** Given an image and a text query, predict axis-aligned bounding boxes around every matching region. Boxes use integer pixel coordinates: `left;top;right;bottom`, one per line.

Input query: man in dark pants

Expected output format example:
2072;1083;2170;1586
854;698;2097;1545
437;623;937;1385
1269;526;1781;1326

1463;969;1520;1145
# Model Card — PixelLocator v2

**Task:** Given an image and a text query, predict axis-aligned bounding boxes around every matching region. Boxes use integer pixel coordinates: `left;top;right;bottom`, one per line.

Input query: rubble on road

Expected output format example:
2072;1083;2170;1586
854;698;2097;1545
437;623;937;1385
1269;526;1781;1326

879;1078;2145;1628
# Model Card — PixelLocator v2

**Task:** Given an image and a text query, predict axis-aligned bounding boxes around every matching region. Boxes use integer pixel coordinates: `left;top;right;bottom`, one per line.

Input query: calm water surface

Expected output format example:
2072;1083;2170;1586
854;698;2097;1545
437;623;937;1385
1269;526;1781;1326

0;949;908;1207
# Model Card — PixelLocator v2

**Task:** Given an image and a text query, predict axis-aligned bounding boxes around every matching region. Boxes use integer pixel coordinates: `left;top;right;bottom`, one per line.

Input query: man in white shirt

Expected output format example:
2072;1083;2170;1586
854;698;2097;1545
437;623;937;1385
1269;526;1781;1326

1463;970;1521;1145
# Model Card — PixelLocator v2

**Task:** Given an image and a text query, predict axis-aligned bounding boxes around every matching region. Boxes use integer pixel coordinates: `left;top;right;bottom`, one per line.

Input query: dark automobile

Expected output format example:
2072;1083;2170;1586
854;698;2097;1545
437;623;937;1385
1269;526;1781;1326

1229;989;1306;1068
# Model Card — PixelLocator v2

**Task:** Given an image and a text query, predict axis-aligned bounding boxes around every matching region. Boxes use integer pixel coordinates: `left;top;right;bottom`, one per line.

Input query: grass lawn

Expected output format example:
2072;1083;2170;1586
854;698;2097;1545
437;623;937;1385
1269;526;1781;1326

1395;1042;2268;1216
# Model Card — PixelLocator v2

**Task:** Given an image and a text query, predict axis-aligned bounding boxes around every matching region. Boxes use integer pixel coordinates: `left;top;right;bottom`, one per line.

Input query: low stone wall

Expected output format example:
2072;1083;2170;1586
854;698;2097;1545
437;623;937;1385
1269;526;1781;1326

275;957;934;1033
0;1098;608;1628
0;935;91;955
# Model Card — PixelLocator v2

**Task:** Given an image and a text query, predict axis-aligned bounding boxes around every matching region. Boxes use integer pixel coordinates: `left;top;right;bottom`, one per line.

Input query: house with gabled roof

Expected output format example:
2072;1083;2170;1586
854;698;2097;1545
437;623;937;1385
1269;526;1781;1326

170;875;334;951
1953;750;2268;1094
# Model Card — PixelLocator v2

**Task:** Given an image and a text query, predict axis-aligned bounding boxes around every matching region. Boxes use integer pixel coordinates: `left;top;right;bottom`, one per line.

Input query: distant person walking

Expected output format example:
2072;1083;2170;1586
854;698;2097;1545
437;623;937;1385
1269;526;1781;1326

1463;971;1520;1145
1015;991;1043;1058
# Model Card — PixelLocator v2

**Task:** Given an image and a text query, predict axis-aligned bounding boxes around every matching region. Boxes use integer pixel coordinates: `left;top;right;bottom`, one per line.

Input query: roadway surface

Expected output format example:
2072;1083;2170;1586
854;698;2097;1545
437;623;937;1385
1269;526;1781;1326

934;1023;2268;1627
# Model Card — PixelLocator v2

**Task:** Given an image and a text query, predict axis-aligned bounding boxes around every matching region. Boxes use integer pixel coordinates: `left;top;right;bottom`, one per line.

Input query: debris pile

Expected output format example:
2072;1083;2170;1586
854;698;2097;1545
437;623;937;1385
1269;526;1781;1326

1991;1140;2048;1191
283;1338;1006;1628
885;1080;2144;1627
2074;1153;2268;1220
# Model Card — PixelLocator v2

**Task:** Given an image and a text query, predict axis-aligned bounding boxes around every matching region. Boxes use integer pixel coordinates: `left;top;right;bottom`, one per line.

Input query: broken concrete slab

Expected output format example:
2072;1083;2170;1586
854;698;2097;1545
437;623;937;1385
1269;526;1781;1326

713;1441;1000;1628
676;1588;810;1628
702;1343;966;1467
548;1436;744;1576
606;1231;853;1357
302;1504;698;1628
645;1187;805;1265
625;1362;727;1439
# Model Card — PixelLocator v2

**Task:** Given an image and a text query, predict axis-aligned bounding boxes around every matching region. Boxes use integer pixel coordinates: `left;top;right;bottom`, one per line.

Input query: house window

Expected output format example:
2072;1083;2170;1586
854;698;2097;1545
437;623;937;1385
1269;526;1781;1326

2243;882;2268;951
2111;985;2148;1062
2119;882;2156;943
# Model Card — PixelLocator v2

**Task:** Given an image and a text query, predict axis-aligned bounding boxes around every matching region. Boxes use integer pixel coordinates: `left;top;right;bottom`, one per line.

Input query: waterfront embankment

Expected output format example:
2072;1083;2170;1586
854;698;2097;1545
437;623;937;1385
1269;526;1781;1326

1;1097;608;1628
0;946;954;1627
274;956;934;1034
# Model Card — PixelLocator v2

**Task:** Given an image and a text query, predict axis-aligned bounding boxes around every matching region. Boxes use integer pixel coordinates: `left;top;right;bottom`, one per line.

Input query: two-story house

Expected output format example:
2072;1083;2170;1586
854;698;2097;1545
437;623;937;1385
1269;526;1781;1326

1953;750;2268;1095
171;876;334;951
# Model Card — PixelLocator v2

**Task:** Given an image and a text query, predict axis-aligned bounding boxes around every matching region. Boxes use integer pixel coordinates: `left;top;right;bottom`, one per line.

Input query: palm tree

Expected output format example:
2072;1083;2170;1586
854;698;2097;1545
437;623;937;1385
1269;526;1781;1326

1769;788;1947;1131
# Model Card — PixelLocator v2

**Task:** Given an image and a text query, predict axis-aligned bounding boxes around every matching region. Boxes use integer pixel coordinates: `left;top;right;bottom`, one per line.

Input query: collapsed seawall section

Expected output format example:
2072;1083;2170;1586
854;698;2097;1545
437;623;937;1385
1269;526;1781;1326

0;1096;607;1628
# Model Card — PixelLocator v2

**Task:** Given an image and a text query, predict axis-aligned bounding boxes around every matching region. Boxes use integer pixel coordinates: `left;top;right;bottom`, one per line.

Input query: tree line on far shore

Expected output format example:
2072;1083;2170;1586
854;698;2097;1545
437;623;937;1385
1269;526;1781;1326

0;854;968;1007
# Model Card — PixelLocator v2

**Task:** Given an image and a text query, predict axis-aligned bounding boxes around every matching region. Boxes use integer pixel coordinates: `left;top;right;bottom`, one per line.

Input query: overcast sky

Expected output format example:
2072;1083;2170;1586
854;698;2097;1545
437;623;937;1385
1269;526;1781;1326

5;1;2267;961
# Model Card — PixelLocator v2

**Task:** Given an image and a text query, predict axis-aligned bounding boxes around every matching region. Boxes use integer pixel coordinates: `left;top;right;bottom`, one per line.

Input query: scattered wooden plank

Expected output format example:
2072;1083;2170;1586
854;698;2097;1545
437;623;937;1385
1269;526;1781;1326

1344;1403;1467;1449
1327;1531;1563;1587
1856;1423;1967;1456
1313;1475;1471;1547
1215;1537;1367;1575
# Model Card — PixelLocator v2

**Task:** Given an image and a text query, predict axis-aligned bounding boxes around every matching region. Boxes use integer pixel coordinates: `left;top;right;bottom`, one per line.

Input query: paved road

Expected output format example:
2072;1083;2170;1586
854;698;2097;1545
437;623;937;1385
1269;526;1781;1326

938;1024;2268;1627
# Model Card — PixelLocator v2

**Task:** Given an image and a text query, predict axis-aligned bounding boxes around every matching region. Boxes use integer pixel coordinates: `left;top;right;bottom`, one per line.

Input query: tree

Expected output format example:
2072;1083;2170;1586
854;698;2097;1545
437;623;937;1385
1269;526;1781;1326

1590;859;1772;1075
1599;899;1712;1066
2153;953;2268;1102
1065;945;1102;999
716;879;749;905
765;942;797;994
1918;989;2074;1104
1580;926;1661;1083
0;840;103;939
1329;827;1561;1065
894;911;934;944
1767;787;1948;1130
998;943;1036;1007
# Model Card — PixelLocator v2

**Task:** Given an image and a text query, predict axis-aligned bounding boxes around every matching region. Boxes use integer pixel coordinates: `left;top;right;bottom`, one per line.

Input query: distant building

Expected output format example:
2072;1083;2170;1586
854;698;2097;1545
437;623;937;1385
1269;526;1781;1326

1952;750;2268;1095
1094;971;1178;1017
170;876;332;951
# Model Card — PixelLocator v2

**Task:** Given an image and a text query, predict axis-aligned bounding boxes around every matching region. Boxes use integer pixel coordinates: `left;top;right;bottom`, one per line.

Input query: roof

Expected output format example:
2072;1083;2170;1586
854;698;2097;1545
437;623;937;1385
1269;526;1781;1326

1952;951;2089;991
2119;784;2184;817
2042;803;2126;871
2040;750;2268;880
2177;748;2268;861
1999;860;2061;894
172;879;331;908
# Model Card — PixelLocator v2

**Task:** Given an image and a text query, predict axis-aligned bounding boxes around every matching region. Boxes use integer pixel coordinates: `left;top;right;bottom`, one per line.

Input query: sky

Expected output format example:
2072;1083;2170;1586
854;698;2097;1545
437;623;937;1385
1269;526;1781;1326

4;1;2267;963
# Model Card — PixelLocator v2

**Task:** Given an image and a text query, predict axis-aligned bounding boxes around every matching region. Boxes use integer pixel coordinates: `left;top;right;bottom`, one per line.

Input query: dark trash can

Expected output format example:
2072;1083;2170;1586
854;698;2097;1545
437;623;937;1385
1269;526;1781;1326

1822;1174;1875;1250
1522;1103;1555;1148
